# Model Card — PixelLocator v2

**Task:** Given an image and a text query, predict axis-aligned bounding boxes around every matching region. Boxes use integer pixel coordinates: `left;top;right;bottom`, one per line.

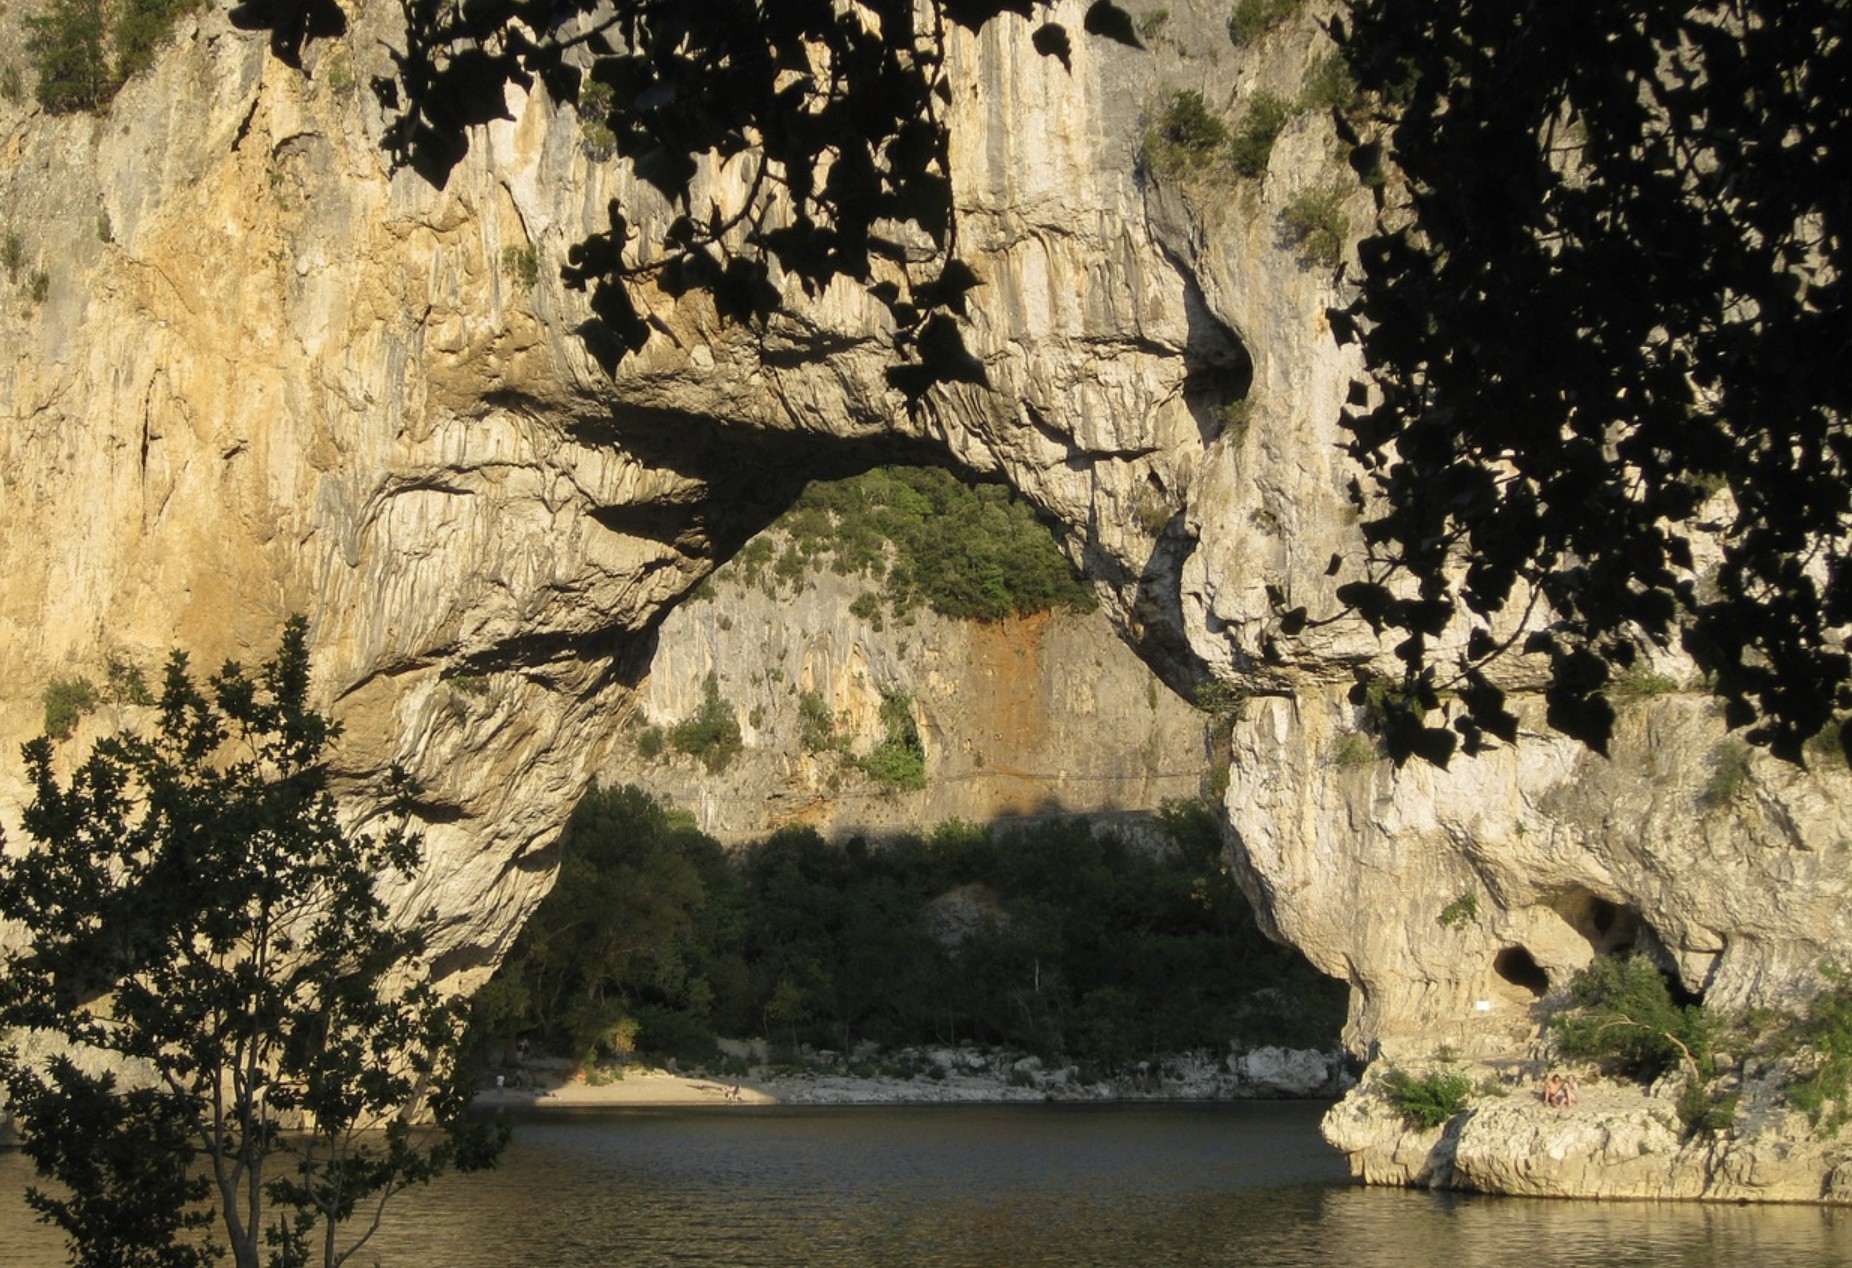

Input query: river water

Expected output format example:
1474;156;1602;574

7;1103;1852;1266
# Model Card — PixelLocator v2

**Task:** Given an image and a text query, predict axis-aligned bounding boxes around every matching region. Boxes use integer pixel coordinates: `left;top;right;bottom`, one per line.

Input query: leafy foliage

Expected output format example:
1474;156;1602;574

24;0;195;113
477;790;1344;1071
1333;0;1852;766
797;690;842;754
24;0;109;112
1227;90;1298;178
854;690;927;791
1144;90;1231;177
1698;740;1754;811
41;674;98;740
1226;0;1305;46
228;0;1140;399
1437;891;1477;928
767;466;1095;622
0;620;502;1268
1380;1066;1473;1130
669;672;744;773
1547;955;1715;1083
1786;966;1852;1132
1279;182;1347;268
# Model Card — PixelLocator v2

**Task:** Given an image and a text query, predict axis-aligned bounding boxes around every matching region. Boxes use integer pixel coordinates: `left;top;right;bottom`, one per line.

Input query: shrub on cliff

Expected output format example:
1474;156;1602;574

1143;90;1231;177
1548;954;1717;1084
24;0;197;114
1381;1066;1473;1130
670;672;744;772
24;0;109;113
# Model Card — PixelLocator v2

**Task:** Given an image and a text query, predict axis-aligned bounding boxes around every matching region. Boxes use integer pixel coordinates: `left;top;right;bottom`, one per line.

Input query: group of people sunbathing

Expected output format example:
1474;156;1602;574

1542;1072;1580;1107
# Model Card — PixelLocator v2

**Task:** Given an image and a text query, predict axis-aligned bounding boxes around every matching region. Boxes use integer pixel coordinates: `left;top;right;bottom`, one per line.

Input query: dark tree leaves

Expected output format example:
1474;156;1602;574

0;620;503;1268
232;0;1122;402
1335;0;1852;764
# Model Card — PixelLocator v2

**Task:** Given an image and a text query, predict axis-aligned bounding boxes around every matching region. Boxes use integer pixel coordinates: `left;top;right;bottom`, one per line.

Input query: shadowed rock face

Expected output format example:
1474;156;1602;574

0;0;1845;1085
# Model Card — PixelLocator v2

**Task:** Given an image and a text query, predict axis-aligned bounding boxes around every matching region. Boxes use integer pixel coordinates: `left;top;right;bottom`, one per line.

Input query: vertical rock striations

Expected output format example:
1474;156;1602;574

0;0;1847;1199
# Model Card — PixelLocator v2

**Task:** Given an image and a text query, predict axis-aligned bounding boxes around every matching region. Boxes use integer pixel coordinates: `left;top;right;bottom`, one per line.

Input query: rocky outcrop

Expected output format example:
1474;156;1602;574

1326;1063;1852;1204
602;532;1210;842
0;0;1847;1200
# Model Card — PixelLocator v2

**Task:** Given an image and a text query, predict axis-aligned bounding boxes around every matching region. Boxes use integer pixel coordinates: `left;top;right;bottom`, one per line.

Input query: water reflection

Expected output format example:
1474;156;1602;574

8;1104;1852;1267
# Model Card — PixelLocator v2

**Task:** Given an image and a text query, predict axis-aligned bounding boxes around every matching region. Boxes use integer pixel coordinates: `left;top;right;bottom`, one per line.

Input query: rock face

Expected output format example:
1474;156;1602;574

0;0;1847;1199
604;531;1210;842
1325;1063;1852;1204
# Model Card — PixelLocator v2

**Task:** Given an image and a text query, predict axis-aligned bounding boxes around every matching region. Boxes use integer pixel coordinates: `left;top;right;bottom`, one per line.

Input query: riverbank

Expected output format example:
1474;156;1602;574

1324;1058;1852;1204
474;1044;1351;1109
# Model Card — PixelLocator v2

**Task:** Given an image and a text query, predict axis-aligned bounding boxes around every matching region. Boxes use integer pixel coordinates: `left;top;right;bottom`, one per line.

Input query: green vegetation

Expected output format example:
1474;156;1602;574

501;243;540;288
1143;90;1230;178
1699;740;1753;810
1547;954;1735;1136
2;233;22;280
0;621;501;1268
1333;0;1850;768
476;790;1346;1073
1136;8;1169;39
1280;183;1348;268
103;651;153;704
24;0;196;114
1381;1066;1473;1130
1226;0;1305;45
1610;663;1681;701
798;690;843;754
1808;717;1845;765
1228;91;1298;178
1330;731;1379;768
854;690;927;791
669;672;744;773
1300;50;1360;113
1191;680;1247;720
1438;891;1478;929
41;674;97;739
1786;966;1852;1131
26;269;50;304
760;466;1094;623
1549;954;1716;1083
1;65;22;104
578;79;617;160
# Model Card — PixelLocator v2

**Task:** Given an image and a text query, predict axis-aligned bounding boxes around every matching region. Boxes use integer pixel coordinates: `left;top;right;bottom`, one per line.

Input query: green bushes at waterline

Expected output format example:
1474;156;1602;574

473;787;1345;1073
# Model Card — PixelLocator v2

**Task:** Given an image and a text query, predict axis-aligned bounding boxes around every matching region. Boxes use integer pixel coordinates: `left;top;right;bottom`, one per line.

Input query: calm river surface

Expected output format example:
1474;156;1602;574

8;1102;1852;1266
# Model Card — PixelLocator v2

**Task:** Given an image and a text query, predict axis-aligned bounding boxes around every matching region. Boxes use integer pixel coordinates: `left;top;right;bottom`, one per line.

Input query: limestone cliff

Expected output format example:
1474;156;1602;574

606;533;1211;842
0;0;1847;1200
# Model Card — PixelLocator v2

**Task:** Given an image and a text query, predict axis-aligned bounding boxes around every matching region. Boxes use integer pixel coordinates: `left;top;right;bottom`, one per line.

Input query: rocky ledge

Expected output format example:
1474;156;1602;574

1326;1062;1852;1204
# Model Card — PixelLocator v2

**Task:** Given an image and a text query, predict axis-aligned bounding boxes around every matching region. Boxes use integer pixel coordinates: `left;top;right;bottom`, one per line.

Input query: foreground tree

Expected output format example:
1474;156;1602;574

0;619;502;1268
1330;0;1849;765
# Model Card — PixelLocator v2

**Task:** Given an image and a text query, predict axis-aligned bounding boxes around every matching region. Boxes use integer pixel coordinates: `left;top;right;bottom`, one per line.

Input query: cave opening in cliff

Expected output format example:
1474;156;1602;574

1549;888;1644;957
1493;946;1550;998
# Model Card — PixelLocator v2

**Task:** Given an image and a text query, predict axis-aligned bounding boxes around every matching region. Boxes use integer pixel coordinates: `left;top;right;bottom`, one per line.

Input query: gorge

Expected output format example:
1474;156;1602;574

1;0;1848;1202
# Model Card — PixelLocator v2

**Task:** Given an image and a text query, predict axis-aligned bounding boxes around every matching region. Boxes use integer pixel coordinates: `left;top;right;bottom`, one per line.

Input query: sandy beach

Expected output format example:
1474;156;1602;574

472;1044;1349;1110
476;1066;777;1109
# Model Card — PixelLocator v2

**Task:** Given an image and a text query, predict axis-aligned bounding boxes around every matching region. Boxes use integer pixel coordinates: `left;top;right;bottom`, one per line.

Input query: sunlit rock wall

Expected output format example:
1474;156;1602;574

0;0;1844;1095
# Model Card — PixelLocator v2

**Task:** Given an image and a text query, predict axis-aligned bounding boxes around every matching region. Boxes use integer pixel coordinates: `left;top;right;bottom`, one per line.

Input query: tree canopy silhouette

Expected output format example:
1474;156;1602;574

229;0;1141;397
1330;0;1849;766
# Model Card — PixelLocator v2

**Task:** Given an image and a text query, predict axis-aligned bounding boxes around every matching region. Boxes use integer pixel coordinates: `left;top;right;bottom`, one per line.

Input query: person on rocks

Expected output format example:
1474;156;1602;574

1543;1073;1564;1107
